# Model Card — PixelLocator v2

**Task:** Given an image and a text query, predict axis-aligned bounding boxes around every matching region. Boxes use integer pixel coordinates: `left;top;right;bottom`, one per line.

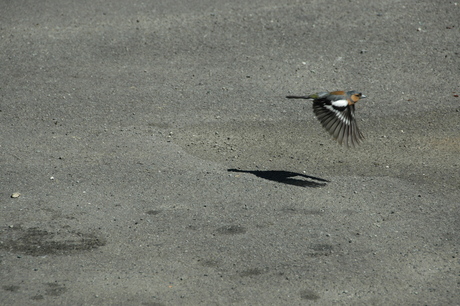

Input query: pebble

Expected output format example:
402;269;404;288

11;192;21;198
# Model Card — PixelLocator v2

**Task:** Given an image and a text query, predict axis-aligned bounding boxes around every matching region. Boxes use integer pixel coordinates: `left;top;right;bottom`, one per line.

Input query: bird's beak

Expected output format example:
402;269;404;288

361;95;367;99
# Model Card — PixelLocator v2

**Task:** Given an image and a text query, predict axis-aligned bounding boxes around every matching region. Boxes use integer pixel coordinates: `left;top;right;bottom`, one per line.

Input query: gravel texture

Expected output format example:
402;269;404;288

1;0;459;305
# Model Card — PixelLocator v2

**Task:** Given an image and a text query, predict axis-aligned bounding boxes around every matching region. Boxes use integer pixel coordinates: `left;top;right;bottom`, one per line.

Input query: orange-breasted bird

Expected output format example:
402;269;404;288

286;90;366;147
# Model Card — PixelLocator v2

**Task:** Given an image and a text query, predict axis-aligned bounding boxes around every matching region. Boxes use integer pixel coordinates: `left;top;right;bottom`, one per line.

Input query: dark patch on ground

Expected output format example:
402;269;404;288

0;226;106;256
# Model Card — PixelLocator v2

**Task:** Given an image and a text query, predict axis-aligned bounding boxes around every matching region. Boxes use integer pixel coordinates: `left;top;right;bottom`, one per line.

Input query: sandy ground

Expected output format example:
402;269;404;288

1;0;459;305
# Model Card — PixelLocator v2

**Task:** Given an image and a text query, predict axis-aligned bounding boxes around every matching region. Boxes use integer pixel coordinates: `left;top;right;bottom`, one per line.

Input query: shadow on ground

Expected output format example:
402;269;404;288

228;169;329;187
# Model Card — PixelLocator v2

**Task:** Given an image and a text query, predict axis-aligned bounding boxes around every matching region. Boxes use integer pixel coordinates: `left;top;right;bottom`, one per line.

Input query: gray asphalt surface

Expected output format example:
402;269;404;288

1;0;459;305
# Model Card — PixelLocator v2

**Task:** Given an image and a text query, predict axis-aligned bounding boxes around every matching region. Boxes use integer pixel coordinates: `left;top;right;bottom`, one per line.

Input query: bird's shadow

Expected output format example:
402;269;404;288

228;169;329;187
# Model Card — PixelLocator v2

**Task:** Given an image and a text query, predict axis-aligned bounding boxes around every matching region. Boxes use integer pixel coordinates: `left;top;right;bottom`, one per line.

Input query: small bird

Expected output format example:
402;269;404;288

286;90;366;147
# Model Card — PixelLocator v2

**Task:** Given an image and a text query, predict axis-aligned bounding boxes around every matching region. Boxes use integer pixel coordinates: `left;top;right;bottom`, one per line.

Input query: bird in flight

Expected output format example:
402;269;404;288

286;90;366;147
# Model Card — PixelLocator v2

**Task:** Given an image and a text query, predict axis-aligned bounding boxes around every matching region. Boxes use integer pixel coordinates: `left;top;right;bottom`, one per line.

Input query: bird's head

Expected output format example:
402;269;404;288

347;90;366;104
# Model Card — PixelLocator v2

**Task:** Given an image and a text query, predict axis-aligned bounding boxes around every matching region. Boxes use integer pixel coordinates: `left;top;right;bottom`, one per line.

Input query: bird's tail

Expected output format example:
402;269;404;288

286;95;312;99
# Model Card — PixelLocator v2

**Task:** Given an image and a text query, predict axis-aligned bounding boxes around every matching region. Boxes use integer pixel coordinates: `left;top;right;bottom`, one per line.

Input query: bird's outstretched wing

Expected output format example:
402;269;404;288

312;99;364;147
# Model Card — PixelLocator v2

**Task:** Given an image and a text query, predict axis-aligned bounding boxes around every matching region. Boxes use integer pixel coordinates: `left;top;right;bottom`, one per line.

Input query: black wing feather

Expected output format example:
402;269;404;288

312;99;364;147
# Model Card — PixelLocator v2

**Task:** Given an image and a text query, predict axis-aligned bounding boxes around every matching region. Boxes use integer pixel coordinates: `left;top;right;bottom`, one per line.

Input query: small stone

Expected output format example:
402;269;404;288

11;192;21;198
